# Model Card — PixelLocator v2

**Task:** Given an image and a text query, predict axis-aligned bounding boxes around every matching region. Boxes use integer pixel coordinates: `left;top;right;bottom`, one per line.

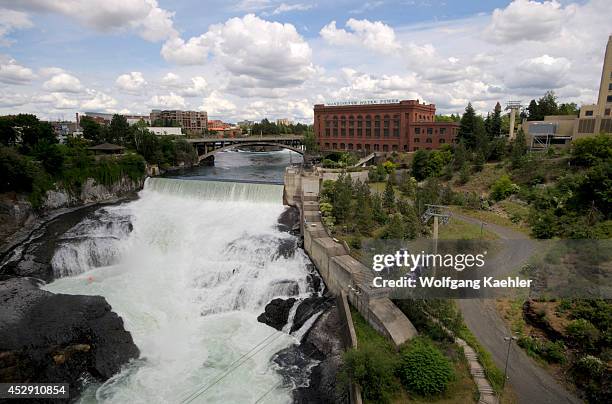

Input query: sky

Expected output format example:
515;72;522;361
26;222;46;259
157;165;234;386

0;0;610;123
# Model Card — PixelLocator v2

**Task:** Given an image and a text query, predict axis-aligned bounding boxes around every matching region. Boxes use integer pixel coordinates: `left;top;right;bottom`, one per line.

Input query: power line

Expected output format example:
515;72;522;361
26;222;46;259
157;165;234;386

180;331;285;404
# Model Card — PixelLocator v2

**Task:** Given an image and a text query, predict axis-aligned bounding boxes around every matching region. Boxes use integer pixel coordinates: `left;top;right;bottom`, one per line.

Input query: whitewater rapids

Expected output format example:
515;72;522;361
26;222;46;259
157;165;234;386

44;177;317;403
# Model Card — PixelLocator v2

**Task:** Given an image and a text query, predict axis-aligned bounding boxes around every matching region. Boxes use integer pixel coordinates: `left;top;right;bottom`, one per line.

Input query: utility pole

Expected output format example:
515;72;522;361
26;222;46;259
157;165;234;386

502;334;518;392
422;204;450;276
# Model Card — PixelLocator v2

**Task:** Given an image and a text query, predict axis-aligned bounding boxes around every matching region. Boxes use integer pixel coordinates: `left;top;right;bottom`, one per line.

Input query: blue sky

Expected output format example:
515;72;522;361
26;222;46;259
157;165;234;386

0;1;610;122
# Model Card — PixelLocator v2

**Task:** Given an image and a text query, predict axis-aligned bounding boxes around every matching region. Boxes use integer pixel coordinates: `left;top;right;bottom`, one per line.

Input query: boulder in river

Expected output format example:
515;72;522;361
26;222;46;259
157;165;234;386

257;297;297;331
0;277;139;397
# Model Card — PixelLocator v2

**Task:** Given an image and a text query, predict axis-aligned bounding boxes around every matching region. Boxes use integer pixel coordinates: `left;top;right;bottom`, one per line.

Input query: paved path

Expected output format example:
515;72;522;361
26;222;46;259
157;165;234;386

452;212;581;404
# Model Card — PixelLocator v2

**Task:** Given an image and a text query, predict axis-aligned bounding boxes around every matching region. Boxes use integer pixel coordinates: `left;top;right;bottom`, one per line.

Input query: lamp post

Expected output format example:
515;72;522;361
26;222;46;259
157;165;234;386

502;334;518;391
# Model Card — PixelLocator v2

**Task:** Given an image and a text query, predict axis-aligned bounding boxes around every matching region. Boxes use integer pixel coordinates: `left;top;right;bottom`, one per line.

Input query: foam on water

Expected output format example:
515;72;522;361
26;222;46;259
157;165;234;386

44;178;314;403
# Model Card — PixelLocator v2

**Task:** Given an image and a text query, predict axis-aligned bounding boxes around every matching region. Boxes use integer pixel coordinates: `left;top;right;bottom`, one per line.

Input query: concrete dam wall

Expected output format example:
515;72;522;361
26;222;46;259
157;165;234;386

284;168;417;348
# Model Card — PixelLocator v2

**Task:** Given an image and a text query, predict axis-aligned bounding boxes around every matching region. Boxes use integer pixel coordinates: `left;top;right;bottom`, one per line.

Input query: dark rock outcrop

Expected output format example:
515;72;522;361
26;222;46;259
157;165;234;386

275;303;349;404
277;206;300;235
0;277;139;397
257;297;297;331
290;296;335;334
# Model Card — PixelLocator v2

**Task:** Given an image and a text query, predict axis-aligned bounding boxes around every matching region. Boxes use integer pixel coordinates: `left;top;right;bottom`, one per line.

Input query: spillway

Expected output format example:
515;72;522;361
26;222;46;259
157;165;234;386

44;177;316;403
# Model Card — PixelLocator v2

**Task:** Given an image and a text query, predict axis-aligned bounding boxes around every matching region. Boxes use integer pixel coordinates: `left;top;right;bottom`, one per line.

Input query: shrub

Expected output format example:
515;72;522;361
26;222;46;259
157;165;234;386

566;319;600;350
490;175;519;201
574;355;605;378
397;337;454;397
342;344;400;403
541;340;566;364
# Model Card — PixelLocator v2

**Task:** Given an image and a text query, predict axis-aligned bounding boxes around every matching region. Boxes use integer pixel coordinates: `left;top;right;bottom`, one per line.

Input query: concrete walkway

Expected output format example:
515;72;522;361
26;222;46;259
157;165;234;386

453;212;582;404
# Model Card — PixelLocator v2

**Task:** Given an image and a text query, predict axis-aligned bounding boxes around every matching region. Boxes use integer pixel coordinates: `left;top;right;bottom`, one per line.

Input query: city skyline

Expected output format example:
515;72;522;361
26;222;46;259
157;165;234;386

0;0;611;122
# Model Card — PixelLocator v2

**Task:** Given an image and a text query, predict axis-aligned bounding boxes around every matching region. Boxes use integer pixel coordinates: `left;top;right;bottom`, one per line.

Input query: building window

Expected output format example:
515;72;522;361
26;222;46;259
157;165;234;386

439;139;446;144
608;95;612;103
325;128;330;137
427;128;433;135
440;128;446;135
392;145;398;151
374;144;380;151
332;143;337;149
383;144;389;152
403;145;408;151
374;115;381;138
365;144;371;151
393;127;399;137
348;143;353;150
413;147;419;151
426;138;432;143
414;138;420;143
415;127;421;134
324;143;330;149
586;110;594;116
609;83;612;91
606;109;611;116
600;118;612;133
340;143;345;149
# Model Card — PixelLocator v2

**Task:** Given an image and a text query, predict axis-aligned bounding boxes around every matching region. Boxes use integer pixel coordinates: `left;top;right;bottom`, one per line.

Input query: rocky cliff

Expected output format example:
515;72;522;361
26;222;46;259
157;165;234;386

0;278;139;399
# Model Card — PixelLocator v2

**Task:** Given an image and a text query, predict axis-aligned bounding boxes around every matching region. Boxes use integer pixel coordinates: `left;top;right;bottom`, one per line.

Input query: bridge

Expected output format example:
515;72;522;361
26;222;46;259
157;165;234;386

186;135;304;163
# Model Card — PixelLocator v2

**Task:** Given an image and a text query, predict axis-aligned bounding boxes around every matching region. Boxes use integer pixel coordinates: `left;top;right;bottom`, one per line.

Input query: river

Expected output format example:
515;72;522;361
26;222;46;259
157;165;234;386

43;150;314;403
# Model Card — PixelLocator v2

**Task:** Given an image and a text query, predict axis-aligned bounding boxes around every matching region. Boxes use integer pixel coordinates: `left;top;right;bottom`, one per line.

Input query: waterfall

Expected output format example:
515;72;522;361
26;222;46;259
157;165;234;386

44;177;316;404
144;177;284;203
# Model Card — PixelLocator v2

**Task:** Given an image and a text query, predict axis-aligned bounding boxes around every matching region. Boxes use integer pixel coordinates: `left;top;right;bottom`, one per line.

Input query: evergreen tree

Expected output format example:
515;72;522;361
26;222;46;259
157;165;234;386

382;213;405;240
510;128;528;169
354;181;373;234
411;149;429;181
332;173;353;223
452;142;468;169
398;171;415;198
383;178;395;211
473;151;485;172
459;163;471;184
458;103;477;147
527;99;541;121
371;193;387;225
490;102;502;137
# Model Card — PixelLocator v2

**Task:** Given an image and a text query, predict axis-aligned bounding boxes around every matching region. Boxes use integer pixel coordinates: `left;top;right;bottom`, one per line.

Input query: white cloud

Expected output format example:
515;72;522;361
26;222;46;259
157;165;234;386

38;67;66;77
0;9;33;45
200;90;236;116
270;3;313;15
162;14;314;90
486;0;575;43
34;92;78;109
161;72;181;86
180;76;208;97
115;71;147;92
43;72;83;93
0;0;176;42
349;1;384;15
0;92;29;107
505;54;571;89
81;90;117;111
0;58;36;84
320;19;401;54
149;92;186;109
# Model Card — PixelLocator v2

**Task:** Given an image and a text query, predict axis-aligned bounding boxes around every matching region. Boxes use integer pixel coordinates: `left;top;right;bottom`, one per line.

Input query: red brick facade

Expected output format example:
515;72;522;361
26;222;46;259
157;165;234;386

313;100;459;152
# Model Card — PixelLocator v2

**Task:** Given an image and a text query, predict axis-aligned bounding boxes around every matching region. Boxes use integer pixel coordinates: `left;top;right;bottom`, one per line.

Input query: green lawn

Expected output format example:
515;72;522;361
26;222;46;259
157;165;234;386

438;216;499;240
450;206;531;236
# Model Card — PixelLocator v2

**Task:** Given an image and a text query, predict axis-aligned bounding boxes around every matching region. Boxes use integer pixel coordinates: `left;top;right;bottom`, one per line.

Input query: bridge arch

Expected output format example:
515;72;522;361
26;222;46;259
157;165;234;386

197;141;304;162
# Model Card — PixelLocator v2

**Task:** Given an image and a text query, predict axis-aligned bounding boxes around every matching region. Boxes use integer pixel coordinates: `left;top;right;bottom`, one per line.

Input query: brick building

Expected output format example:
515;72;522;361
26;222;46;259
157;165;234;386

150;110;208;134
313;99;459;152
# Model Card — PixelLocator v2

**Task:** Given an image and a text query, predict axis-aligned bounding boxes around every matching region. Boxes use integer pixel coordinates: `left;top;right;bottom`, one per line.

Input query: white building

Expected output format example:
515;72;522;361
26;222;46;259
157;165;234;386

147;127;183;136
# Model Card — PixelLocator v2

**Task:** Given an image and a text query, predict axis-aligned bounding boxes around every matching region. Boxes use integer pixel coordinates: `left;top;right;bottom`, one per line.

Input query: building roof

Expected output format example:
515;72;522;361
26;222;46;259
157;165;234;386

88;143;125;151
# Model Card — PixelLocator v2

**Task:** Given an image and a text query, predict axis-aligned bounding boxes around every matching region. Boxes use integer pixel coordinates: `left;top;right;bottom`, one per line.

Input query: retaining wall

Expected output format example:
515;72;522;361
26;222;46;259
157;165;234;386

285;168;417;349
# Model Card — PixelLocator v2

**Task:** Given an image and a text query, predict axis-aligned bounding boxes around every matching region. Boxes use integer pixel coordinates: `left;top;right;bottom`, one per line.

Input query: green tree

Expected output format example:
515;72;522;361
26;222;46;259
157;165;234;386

398;171;415;198
383;178;395;211
109;114;130;145
510;128;528;169
382;213;405;239
527;99;541;121
411;149;429;181
458;103;477;147
371;193;387;225
490;102;502;138
558;102;579;116
80;116;105;144
302;131;318;153
538;90;559;117
332;173;353;223
459;163;471;184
